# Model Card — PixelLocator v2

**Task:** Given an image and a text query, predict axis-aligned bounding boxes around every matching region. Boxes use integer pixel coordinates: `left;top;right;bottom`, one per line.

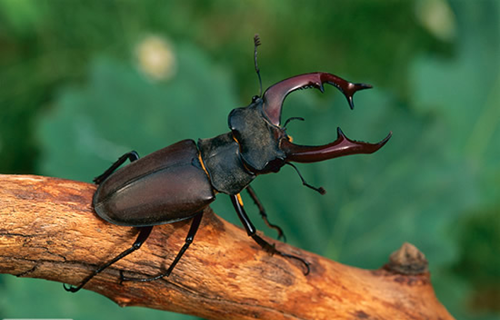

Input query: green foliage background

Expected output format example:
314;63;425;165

0;1;499;319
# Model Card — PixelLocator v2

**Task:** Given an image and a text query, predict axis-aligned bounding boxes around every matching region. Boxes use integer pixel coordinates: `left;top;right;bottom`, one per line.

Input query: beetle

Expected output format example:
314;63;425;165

64;35;391;292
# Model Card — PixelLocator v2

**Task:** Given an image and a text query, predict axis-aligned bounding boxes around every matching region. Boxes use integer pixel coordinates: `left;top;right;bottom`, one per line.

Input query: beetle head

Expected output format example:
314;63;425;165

229;99;286;174
229;72;391;180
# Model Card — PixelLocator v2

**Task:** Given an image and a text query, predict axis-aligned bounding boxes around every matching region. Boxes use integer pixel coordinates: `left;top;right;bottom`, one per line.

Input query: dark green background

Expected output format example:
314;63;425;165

0;1;499;319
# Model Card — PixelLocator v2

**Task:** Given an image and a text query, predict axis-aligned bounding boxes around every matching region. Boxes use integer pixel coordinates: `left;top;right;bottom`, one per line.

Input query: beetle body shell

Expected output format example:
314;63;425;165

93;139;215;227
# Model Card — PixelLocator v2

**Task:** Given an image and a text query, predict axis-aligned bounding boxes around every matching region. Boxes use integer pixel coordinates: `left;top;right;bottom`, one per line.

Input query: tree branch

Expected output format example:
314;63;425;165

0;174;454;320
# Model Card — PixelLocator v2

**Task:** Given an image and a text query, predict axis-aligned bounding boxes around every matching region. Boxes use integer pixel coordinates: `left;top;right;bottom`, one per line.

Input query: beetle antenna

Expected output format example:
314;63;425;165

254;34;263;97
286;163;326;195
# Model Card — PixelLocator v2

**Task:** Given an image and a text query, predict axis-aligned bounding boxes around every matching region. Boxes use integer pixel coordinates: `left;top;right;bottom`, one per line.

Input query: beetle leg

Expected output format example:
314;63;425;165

93;151;140;184
63;226;153;293
246;186;287;242
121;212;204;283
230;194;310;275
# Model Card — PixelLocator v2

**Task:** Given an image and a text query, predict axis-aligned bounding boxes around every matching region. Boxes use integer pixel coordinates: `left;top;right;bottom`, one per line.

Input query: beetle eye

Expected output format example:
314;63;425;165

251;95;260;103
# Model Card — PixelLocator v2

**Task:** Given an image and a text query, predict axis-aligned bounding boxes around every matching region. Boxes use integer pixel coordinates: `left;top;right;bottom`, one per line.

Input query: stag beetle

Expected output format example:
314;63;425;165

64;35;391;292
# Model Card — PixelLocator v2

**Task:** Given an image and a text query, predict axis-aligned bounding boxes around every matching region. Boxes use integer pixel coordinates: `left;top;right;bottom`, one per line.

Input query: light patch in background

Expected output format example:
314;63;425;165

415;0;456;42
135;35;177;81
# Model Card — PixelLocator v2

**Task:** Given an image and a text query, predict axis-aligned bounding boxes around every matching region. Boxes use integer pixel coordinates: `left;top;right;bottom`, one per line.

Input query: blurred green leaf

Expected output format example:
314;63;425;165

411;1;500;205
0;0;45;35
453;208;500;287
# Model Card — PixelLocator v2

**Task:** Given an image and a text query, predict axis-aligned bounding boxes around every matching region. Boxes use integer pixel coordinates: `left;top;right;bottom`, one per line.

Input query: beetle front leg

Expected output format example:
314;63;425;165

246;186;287;242
93;151;140;184
230;194;310;275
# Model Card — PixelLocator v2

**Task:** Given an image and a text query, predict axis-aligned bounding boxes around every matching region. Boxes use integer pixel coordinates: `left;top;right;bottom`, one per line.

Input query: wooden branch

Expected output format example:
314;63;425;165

0;174;454;320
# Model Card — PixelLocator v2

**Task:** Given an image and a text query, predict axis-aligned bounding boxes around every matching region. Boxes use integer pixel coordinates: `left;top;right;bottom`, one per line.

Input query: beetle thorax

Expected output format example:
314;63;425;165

228;102;287;174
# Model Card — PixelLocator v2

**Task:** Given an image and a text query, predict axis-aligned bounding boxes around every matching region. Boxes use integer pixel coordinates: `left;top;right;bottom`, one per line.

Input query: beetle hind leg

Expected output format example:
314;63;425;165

63;226;153;293
121;211;204;283
230;194;310;275
93;151;140;184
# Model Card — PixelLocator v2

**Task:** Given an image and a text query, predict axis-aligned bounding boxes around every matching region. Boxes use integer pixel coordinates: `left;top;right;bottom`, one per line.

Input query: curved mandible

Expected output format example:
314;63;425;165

281;127;392;163
262;72;372;126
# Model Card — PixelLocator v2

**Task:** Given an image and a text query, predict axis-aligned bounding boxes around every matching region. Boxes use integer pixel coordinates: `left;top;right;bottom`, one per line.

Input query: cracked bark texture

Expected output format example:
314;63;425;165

0;174;455;320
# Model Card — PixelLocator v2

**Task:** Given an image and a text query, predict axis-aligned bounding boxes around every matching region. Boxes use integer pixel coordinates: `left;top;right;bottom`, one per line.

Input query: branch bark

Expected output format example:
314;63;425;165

0;174;454;320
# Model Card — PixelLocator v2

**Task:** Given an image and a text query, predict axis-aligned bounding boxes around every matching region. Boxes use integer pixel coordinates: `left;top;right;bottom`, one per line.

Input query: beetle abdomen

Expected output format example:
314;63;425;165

93;140;215;227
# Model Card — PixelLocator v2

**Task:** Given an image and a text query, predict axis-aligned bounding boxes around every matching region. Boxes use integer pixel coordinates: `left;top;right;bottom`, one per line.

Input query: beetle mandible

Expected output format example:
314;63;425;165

64;35;391;292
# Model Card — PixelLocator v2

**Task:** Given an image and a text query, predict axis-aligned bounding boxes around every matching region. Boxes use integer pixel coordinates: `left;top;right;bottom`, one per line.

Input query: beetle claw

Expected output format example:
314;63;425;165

262;72;372;126
63;283;81;293
281;252;311;275
282;128;392;163
343;82;372;109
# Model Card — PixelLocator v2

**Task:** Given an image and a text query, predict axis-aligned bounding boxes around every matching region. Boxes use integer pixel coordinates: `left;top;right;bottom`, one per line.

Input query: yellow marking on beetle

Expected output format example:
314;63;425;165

236;193;244;207
288;135;294;142
197;152;218;195
232;134;239;144
198;153;209;176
